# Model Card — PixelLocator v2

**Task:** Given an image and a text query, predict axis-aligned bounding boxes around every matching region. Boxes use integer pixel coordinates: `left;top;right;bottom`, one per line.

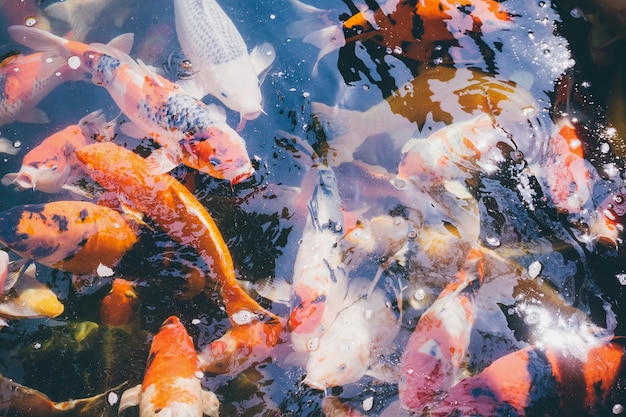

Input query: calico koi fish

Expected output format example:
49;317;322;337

8;25;254;183
75;141;275;317
288;165;350;354
119;316;220;417
0;200;139;276
312;66;539;167
288;0;511;73
303;280;399;389
173;0;275;125
1;109;115;197
0;51;85;127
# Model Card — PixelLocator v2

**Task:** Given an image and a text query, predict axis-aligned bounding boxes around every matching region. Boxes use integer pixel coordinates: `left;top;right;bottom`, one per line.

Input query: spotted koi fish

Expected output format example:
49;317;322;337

119;316;220;417
1;109;115;197
173;0;275;125
7;25;254;183
0;200;139;276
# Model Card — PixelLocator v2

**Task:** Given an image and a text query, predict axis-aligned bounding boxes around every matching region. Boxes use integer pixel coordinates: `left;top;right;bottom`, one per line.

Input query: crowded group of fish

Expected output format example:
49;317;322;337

0;0;625;415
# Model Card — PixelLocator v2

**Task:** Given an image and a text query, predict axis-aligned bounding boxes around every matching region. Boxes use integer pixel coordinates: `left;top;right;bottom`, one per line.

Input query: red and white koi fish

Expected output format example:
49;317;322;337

289;165;350;354
8;25;254;183
0;262;64;328
312;66;538;167
43;0;139;42
0;200;139;276
119;316;220;417
0;51;85;127
399;249;484;413
1;109;115;197
288;0;511;74
173;0;275;125
303;280;399;389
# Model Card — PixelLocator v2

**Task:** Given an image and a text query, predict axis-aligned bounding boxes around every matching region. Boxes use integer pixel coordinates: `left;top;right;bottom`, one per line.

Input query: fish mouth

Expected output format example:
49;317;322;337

301;375;328;391
229;166;255;185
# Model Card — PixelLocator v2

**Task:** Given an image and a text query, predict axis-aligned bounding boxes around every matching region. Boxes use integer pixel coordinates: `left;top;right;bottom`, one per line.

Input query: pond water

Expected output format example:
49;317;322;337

0;0;625;416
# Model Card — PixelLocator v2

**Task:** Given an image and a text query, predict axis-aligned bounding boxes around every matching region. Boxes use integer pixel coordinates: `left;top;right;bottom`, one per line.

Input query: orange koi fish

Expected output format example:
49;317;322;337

312;66;538;167
0;201;139;276
119;316;220;417
8;25;254;183
100;278;138;327
288;0;511;72
0;51;84;127
399;249;484;413
1;110;115;197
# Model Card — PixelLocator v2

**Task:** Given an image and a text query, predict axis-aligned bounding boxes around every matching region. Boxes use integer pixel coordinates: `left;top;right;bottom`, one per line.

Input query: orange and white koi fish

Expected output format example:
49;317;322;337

399;249;484;413
288;0;511;73
312;66;538;167
8;25;254;183
0;200;139;276
100;278;138;327
1;110;115;197
0;51;84;127
303;280;399;389
43;0;139;42
173;0;275;125
0;262;64;328
119;316;220;417
288;165;350;354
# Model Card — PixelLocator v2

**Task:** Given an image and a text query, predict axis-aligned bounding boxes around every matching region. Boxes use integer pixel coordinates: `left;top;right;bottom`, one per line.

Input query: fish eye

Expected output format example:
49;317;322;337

338;363;347;372
221;90;229;98
209;157;221;167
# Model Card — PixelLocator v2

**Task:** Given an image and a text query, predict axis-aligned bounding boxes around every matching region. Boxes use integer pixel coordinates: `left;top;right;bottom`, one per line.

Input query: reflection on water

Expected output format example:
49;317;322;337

0;0;625;416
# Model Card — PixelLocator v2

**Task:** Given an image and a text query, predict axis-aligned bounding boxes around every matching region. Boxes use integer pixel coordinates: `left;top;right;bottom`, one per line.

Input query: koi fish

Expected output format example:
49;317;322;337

399;249;484;413
0;374;125;416
0;51;85;127
288;165;350;354
303;280;399;389
322;396;366;417
43;0;139;42
8;25;254;183
100;278;138;327
288;0;511;73
75;141;275;318
0;200;139;276
1;109;115;197
119;316;220;417
0;262;64;328
173;0;276;125
312;66;538;167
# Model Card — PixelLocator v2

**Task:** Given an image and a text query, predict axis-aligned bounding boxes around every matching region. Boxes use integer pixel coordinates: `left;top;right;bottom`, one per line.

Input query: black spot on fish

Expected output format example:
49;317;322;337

94;54;121;85
52;214;69;232
31;244;60;259
78;209;89;223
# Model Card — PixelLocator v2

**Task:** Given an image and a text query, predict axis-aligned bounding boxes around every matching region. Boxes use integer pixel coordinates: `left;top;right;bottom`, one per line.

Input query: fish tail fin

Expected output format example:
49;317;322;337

311;101;362;165
7;25;71;58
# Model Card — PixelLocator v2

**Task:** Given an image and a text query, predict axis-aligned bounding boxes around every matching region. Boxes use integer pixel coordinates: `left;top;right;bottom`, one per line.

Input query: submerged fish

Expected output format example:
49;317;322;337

43;0;139;42
312;66;539;167
0;200;139;276
1;109;115;197
119;316;220;417
8;25;254;183
288;0;511;73
0;51;84;127
100;278;138;327
0;0;51;32
173;0;275;124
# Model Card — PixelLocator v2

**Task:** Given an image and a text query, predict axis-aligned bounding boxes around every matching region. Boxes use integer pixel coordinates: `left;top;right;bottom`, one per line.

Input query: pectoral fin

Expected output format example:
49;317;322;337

201;390;220;417
118;384;142;413
250;42;276;78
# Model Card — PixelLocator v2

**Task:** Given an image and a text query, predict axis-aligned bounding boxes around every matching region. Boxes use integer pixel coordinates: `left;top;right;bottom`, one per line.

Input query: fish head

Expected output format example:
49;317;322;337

303;334;370;389
2;160;70;193
181;125;254;184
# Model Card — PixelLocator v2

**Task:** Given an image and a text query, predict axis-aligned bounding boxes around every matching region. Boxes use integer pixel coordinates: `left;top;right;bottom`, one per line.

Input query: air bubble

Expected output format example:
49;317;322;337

307;337;320;352
613;404;624;414
433;57;444;65
390;177;407;190
362;397;374;411
68;56;81;70
24;16;37;27
617;274;626;286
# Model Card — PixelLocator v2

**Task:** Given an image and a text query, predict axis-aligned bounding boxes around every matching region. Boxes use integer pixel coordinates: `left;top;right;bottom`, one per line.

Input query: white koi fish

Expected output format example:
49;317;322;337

8;25;254;183
303;280;399;389
173;0;276;125
289;165;349;354
1;109;115;197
